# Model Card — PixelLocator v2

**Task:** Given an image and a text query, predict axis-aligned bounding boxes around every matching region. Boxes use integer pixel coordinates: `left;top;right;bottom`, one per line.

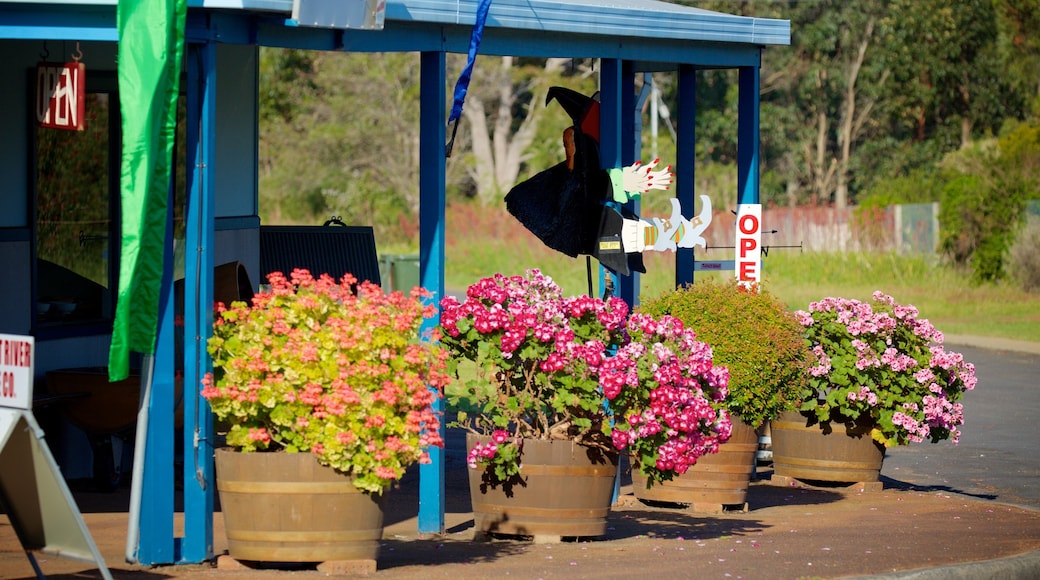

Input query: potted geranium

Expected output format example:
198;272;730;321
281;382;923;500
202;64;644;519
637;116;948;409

439;270;731;537
771;291;978;485
632;279;809;507
202;268;449;564
599;310;734;484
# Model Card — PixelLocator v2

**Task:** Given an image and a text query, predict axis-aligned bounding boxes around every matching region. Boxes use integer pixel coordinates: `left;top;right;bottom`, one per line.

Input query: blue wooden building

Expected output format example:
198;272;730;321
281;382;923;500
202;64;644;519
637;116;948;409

0;0;789;567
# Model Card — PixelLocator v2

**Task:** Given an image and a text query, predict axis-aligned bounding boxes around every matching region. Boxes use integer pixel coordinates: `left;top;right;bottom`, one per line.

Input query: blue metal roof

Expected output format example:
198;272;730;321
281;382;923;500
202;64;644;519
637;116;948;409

1;0;790;49
388;0;789;46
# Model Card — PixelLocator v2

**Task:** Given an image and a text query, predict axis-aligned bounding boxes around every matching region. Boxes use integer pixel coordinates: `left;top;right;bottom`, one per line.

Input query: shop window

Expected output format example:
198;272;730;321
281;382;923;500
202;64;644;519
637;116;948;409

34;87;119;332
33;78;185;336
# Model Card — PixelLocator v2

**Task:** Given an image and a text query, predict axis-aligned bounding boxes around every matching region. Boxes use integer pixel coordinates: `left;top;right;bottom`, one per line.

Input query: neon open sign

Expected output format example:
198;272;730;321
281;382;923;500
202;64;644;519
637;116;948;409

35;62;85;131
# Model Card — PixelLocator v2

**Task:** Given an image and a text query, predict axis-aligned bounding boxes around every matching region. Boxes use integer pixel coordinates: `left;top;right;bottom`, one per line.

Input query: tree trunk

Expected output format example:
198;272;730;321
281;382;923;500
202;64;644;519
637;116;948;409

834;18;876;210
465;57;568;206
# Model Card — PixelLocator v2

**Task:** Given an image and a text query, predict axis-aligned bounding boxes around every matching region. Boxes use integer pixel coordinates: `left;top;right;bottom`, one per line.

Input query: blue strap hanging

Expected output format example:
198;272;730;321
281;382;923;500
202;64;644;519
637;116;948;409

446;0;492;157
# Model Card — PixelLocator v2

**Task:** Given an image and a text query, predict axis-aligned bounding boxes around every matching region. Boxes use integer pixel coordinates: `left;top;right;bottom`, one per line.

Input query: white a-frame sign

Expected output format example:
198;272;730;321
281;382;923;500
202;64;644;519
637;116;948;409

0;334;112;580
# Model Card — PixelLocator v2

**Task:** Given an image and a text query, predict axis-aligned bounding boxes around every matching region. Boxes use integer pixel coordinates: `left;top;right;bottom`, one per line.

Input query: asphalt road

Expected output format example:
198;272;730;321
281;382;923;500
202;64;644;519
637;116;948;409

879;343;1040;510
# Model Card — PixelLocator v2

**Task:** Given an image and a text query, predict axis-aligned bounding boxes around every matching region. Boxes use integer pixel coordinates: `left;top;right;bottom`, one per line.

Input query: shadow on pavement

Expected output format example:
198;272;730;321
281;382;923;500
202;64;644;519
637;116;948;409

879;474;1000;501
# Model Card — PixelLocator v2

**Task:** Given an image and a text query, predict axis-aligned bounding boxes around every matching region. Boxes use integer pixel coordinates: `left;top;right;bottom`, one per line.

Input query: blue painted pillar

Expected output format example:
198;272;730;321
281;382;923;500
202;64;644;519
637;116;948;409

180;39;216;563
598;58;623;303
618;61;639;308
133;196;177;564
417;49;447;535
675;64;697;287
737;66;760;206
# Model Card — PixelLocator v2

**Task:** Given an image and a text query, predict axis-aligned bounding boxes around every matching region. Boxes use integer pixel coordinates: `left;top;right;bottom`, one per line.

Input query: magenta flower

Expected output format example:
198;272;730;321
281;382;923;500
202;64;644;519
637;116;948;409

440;270;729;486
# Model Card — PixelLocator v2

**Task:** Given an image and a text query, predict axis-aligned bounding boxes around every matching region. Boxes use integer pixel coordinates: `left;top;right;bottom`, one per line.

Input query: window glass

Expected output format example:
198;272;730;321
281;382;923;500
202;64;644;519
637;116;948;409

35;92;116;328
35;87;187;334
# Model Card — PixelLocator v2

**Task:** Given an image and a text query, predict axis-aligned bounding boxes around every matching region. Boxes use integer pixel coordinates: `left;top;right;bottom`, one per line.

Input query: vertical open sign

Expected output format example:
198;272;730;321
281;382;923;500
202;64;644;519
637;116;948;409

735;203;762;288
36;61;86;131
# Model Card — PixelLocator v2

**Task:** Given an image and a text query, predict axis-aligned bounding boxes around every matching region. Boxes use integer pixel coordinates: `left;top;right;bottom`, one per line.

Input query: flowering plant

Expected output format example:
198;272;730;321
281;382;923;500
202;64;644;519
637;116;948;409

439;270;731;486
636;279;809;429
795;291;977;446
203;268;449;494
599;313;732;485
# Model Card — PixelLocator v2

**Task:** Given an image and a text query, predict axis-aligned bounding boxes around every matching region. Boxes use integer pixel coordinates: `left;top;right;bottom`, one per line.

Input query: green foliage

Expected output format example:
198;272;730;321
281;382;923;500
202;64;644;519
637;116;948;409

635;279;809;429
937;119;1038;282
258;49;429;245
204;269;449;494
795;293;977;447
1008;216;1040;292
857;166;944;210
995;0;1040;99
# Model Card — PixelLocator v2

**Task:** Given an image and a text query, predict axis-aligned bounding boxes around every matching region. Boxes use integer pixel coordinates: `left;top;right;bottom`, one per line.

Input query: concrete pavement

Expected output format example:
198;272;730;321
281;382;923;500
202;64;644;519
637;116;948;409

1;335;1037;579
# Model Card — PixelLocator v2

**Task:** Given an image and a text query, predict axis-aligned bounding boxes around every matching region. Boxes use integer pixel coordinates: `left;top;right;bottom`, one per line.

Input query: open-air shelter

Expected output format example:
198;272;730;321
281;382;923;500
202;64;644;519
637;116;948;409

0;0;789;567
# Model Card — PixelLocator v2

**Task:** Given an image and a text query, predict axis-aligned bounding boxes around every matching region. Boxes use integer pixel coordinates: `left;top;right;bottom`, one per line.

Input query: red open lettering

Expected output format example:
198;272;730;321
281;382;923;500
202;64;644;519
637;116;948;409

738;261;757;282
738;213;759;235
740;238;757;257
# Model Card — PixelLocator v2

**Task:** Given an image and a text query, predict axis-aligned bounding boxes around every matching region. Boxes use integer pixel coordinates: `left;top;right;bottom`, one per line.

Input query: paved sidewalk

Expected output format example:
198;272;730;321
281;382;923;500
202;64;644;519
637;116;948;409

3;461;1039;579
2;335;1038;579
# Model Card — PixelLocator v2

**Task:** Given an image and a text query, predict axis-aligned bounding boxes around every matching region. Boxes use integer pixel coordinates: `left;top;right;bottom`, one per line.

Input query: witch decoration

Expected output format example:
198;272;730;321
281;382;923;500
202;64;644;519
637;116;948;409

505;87;712;276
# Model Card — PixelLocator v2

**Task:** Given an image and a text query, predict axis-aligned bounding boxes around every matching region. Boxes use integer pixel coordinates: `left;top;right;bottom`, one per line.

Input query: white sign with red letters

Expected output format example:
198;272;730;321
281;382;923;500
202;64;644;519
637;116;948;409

735;203;762;287
0;334;33;410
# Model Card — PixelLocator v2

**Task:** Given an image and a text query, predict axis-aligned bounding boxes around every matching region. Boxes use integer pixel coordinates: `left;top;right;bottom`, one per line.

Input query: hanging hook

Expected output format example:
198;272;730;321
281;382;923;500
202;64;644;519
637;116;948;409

72;41;83;63
39;41;50;62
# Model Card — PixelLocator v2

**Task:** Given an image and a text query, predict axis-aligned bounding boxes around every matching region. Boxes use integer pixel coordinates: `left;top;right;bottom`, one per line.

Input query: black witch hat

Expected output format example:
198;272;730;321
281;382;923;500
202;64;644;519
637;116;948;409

505;87;644;276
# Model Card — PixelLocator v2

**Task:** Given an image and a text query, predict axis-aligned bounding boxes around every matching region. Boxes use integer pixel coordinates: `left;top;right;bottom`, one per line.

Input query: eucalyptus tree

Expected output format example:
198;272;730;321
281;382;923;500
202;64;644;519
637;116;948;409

456;56;586;207
878;0;1012;150
995;0;1040;100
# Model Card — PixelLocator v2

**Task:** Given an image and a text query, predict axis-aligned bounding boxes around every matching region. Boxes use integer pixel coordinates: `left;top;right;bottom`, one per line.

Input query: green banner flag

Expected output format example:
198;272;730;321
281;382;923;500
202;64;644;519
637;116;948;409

109;0;187;382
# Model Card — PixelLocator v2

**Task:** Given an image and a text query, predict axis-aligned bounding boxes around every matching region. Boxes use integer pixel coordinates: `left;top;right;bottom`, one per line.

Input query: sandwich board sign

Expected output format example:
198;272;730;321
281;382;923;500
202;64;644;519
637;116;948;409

0;334;112;580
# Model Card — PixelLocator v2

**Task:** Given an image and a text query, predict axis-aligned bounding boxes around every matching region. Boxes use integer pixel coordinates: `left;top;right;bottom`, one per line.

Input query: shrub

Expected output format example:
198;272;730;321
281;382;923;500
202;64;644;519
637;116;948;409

1009;215;1040;292
636;279;809;429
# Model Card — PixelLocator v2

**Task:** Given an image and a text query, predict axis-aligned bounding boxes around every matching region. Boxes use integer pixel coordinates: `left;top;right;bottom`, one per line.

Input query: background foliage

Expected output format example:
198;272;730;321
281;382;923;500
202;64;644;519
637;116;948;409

257;1;1040;287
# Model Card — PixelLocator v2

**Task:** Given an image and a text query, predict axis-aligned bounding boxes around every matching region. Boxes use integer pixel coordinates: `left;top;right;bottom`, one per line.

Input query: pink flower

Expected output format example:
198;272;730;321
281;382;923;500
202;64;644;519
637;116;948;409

800;291;976;447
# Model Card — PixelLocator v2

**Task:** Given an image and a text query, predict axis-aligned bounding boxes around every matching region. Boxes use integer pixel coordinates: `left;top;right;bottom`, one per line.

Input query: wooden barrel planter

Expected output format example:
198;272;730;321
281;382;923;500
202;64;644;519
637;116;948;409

770;411;886;484
467;434;618;538
214;447;386;563
631;418;758;508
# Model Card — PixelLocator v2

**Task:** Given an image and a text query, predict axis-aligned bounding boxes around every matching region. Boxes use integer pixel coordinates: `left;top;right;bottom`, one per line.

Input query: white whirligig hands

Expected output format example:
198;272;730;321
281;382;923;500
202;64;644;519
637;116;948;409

610;158;674;203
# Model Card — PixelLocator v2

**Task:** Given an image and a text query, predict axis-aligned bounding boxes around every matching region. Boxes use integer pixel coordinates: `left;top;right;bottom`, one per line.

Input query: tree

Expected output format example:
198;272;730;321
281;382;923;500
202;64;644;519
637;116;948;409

259;49;445;245
938;117;1039;282
459;56;589;206
995;0;1040;99
786;0;889;208
879;0;1011;149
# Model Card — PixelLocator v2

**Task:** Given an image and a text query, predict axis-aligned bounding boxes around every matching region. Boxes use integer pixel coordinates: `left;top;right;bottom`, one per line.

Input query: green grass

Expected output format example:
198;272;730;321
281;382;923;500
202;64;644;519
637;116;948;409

761;252;1040;343
442;206;1040;344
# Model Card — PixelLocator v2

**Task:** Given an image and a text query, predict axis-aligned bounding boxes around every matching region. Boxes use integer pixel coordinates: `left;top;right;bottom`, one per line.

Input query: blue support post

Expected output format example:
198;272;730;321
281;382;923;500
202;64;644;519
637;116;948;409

180;40;216;563
132;195;177;564
598;57;625;504
417;49;447;535
675;64;697;287
599;58;623;303
737;66;760;207
618;61;639;308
